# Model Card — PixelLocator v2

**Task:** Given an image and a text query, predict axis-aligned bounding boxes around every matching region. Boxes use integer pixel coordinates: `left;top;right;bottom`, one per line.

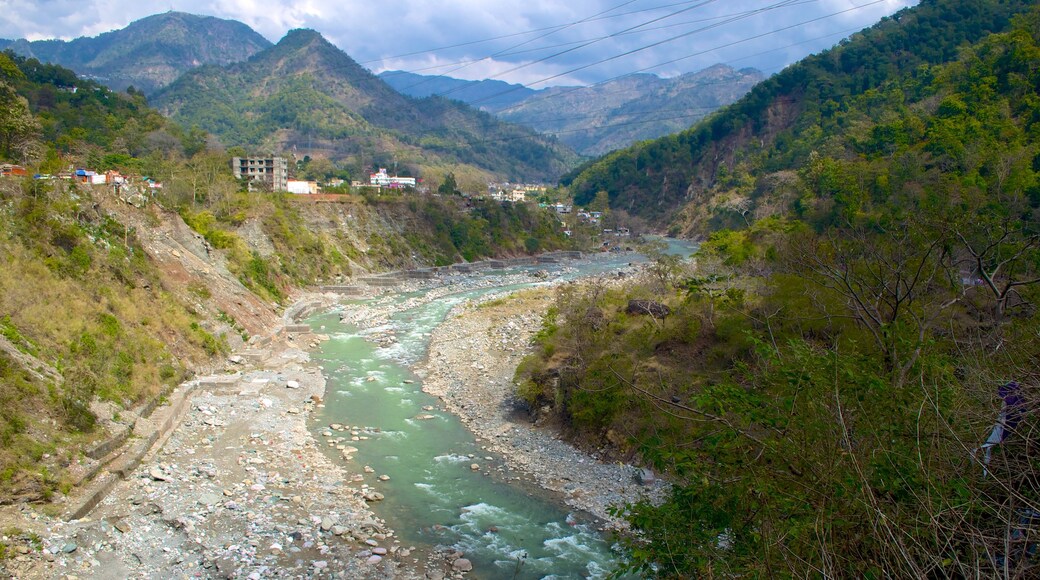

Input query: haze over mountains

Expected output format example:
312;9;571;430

381;66;763;156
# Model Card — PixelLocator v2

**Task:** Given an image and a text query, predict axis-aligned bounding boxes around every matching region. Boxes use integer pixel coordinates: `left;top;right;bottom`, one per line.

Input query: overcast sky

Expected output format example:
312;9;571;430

2;0;917;86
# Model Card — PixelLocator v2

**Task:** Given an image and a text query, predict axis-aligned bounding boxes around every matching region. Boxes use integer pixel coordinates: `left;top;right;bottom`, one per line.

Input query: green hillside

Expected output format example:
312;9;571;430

517;7;1040;576
1;12;272;94
565;0;1035;230
154;29;579;185
0;51;575;504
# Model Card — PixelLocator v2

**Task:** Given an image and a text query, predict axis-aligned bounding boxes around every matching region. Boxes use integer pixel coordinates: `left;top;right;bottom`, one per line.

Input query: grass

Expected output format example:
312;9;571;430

0;182;215;502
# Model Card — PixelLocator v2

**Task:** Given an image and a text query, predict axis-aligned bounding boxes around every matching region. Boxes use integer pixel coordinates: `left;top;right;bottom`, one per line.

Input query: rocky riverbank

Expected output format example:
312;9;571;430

417;283;669;527
0;323;433;579
0;257;656;579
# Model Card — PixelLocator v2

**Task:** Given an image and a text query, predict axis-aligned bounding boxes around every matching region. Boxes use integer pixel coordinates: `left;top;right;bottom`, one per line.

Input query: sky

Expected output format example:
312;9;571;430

1;0;917;86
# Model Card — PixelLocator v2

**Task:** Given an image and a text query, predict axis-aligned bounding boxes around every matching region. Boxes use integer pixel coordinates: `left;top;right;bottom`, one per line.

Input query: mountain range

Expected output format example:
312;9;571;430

378;71;537;111
381;66;763;156
0;12;271;94
2;11;765;163
565;0;1037;230
151;29;578;183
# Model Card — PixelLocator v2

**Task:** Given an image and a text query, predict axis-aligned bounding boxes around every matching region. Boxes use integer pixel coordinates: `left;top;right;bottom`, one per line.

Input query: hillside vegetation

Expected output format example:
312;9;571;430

517;8;1040;577
564;0;1035;231
0;51;573;505
154;29;579;186
0;12;271;94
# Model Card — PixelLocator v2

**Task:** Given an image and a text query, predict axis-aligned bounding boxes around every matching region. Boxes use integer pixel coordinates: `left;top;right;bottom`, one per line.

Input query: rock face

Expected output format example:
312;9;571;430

625;299;671;318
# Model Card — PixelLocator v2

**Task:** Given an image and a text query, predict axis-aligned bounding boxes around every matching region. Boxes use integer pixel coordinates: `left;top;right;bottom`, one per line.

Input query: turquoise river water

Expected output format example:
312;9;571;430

305;241;695;578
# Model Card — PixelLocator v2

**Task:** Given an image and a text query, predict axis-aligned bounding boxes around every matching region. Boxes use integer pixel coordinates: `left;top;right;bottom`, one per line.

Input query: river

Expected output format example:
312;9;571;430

305;242;695;578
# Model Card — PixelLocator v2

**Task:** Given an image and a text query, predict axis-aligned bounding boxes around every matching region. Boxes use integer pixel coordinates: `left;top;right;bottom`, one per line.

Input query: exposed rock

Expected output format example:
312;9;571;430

637;467;656;485
453;558;473;572
625;299;671;317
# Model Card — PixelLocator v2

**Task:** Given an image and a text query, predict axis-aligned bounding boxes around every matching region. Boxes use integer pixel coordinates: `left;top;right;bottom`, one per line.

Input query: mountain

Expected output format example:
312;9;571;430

520;8;1040;576
380;65;762;156
1;12;272;94
378;70;536;110
153;29;579;184
565;0;1036;229
500;65;763;156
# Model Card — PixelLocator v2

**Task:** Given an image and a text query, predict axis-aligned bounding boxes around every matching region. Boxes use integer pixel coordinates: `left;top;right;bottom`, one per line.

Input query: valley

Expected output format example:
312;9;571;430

4;0;1040;577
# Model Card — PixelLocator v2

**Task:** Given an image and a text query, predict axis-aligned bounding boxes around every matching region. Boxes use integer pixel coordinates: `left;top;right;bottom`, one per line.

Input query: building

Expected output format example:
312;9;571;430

0;164;27;177
369;168;416;189
232;156;289;191
287;180;319;194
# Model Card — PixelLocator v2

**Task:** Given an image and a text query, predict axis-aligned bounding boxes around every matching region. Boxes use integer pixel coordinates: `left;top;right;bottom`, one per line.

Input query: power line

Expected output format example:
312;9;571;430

362;0;733;67
379;0;822;75
485;2;881;115
434;0;724;100
396;0;643;96
461;0;805;106
432;17;879;152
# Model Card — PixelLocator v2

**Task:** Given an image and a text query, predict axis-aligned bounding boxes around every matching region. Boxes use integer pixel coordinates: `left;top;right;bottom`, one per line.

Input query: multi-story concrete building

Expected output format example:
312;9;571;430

232;156;288;191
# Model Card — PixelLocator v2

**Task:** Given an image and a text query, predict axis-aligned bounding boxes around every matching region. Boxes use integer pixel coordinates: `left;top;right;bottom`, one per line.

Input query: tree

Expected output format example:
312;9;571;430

0;80;41;163
438;172;459;196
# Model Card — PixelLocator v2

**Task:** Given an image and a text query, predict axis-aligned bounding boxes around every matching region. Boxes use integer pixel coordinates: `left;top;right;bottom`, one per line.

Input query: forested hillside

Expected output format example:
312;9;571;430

517;6;1040;577
154;29;579;186
0;12;272;94
564;0;1035;230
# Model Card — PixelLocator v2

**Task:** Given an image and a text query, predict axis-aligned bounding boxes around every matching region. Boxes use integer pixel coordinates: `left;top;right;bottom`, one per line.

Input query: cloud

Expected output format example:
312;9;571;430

0;0;918;84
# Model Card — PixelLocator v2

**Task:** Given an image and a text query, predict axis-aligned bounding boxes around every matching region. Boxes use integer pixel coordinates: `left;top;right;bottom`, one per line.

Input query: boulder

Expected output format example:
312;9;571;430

625;299;671;318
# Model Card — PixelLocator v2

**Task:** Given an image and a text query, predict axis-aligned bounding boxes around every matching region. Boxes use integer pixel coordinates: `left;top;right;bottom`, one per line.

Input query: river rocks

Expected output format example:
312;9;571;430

3;347;406;580
453;558;474;572
198;492;221;506
417;278;671;527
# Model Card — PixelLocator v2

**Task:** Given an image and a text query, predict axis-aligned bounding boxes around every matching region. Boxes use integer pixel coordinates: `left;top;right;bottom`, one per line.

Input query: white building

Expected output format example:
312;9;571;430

287;180;319;194
369;168;416;189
